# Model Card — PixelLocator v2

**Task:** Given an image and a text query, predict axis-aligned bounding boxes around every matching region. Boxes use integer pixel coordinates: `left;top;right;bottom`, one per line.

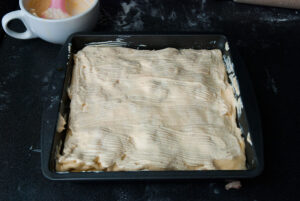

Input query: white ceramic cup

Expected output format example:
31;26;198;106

1;0;99;44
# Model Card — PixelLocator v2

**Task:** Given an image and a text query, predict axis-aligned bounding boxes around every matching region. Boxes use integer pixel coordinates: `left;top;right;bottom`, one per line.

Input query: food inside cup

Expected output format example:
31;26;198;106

25;0;95;19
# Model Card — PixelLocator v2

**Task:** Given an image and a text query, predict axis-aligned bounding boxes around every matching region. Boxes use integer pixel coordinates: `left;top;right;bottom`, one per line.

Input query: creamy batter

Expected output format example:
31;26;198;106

26;0;94;19
56;46;246;172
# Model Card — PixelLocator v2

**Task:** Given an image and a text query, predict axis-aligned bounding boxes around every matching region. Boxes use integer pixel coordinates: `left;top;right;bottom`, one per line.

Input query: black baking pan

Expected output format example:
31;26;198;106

41;34;263;180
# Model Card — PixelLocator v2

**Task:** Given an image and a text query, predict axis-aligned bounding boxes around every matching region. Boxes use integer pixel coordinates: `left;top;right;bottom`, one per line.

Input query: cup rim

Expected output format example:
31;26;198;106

20;0;98;22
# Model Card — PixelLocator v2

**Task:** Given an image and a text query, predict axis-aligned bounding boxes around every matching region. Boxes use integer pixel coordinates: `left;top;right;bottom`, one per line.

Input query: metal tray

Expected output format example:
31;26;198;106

41;34;263;180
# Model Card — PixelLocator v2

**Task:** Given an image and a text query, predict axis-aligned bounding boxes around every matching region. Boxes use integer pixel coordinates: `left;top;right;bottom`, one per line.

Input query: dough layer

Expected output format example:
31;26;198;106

56;46;246;171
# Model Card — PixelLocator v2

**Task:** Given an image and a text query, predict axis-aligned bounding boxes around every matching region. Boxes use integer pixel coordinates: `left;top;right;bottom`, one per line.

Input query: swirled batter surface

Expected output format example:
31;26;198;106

56;46;245;172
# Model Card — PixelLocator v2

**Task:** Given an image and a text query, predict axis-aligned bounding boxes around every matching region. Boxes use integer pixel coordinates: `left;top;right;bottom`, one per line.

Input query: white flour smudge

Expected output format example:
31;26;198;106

247;132;253;146
259;11;300;23
150;7;165;20
183;6;197;27
7;70;19;80
187;19;197;27
42;76;49;83
150;8;159;17
168;10;177;21
272;83;278;94
41;69;54;85
0;70;19;111
115;0;144;31
124;12;144;31
29;145;41;153
48;95;60;109
260;17;289;22
185;12;211;28
50;95;60;103
201;0;207;11
121;1;136;15
32;149;41;153
0;91;10;111
213;188;220;195
266;69;278;94
197;13;210;23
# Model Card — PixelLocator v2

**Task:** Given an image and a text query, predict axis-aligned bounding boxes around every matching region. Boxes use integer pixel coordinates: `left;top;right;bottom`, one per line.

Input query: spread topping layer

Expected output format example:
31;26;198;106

56;46;245;172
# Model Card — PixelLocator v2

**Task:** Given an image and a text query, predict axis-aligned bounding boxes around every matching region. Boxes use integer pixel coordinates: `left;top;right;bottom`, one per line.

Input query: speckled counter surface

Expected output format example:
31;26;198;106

0;0;299;201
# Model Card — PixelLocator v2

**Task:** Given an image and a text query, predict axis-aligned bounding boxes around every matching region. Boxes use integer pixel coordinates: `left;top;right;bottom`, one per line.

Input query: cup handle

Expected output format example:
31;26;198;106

1;10;37;39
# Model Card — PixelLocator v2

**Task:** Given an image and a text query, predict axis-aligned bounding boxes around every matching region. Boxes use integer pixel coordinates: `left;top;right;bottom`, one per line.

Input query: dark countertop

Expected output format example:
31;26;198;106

0;0;299;200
